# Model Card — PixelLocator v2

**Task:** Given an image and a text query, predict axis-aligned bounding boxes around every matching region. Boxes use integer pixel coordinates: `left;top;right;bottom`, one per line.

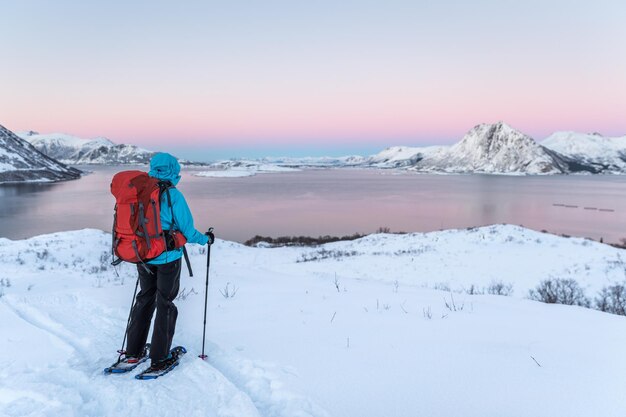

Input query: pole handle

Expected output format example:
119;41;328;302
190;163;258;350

205;227;215;246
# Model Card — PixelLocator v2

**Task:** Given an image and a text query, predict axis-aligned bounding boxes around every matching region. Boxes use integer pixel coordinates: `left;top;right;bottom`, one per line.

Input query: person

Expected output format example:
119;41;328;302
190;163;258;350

123;152;211;371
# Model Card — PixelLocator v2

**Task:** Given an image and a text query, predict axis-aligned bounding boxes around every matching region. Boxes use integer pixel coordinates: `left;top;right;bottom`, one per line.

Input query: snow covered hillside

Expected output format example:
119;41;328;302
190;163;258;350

18;131;154;165
542;131;626;173
1;225;625;417
0;124;81;183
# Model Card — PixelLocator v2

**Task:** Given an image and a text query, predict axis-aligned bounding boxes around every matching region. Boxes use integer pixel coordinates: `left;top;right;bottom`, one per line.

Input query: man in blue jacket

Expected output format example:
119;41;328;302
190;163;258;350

124;153;211;371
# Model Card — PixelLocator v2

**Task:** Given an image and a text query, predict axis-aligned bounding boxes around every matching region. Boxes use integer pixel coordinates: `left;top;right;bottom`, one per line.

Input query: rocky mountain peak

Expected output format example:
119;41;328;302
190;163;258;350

455;122;538;156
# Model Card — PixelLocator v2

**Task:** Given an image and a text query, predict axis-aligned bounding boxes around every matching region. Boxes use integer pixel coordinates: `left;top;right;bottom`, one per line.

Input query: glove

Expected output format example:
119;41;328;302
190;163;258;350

205;230;215;245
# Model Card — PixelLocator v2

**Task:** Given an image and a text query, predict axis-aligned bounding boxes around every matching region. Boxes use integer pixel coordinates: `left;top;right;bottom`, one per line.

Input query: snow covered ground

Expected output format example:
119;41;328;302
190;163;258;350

1;225;625;417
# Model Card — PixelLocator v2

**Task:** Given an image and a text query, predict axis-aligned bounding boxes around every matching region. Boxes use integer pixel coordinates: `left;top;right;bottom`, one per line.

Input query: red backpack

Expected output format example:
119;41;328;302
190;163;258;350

110;170;192;275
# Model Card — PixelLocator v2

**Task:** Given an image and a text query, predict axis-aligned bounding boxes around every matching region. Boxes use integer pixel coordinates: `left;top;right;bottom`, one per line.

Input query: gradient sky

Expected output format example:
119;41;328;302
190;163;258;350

1;0;625;160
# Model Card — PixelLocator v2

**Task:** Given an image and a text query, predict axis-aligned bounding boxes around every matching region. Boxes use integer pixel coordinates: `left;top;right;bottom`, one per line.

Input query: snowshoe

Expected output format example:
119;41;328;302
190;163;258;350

104;344;150;374
135;346;187;380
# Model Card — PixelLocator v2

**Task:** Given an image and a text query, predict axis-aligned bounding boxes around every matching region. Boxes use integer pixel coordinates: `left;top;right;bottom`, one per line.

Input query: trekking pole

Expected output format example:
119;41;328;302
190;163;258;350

118;276;140;357
199;227;214;360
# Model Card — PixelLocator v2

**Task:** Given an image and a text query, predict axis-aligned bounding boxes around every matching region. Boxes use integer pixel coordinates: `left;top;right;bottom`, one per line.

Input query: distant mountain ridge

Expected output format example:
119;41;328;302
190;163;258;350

12;122;626;175
17;131;154;165
209;122;625;175
0;125;81;183
364;122;623;174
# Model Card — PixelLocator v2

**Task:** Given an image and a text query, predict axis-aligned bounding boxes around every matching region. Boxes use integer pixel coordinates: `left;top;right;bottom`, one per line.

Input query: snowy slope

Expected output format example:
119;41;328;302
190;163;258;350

18;131;154;165
0;124;82;183
542;131;626;173
1;225;625;417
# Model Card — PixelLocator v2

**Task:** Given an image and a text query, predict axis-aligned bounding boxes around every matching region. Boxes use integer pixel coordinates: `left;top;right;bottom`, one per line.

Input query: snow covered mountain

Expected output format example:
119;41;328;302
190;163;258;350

542;131;626;173
414;122;573;174
18;131;154;165
0;124;81;183
365;122;603;175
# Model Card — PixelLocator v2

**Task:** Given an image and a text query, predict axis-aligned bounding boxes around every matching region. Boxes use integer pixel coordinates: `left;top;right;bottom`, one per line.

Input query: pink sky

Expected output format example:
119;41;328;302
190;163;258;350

1;1;625;152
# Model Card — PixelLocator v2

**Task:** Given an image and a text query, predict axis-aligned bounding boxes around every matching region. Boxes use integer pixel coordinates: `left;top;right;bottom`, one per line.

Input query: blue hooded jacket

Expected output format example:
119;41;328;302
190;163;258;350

148;152;208;264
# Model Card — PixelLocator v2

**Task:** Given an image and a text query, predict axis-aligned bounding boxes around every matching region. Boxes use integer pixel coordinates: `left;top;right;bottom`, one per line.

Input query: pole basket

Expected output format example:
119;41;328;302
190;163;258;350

198;354;208;360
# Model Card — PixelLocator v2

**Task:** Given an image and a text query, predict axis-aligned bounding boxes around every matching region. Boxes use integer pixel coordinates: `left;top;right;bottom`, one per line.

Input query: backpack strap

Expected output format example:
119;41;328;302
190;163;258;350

163;184;194;277
111;204;117;260
137;202;151;250
110;203;124;267
182;246;193;277
132;240;153;274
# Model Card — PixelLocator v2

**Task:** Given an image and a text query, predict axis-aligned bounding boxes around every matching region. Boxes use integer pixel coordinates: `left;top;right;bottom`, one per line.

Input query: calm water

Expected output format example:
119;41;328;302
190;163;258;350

1;166;626;243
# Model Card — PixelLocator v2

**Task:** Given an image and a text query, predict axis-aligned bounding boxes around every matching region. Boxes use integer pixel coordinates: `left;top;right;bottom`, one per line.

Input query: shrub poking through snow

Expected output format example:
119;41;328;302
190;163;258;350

220;282;239;299
487;281;514;296
528;278;590;307
464;284;484;295
176;287;199;301
297;249;359;262
244;233;367;247
432;282;451;291
463;282;513;297
444;292;464;312
596;283;626;316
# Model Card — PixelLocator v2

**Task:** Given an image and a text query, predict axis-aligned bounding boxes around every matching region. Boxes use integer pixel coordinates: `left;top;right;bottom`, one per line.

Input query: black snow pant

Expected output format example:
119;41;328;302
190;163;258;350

125;258;181;361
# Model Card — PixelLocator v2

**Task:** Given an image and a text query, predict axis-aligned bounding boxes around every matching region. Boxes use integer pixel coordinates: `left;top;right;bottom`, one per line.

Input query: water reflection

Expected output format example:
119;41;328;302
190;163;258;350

1;167;625;243
0;182;58;218
0;182;57;198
